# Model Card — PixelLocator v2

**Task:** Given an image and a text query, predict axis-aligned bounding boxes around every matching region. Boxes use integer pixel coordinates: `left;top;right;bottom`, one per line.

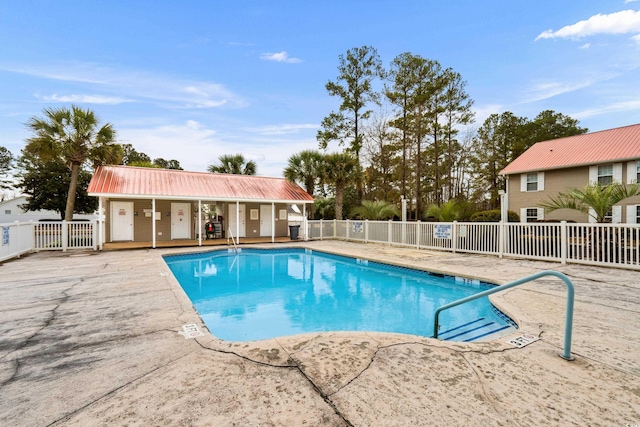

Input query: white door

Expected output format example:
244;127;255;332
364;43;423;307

111;201;133;241
228;204;246;238
260;205;273;236
171;203;191;239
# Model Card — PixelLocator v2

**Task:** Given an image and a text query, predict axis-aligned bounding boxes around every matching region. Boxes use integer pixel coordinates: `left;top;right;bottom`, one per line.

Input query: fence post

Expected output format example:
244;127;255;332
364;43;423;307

499;221;504;259
93;219;98;251
319;219;323;241
561;221;567;264
333;219;337;238
388;220;392;246
452;221;457;253
364;219;369;243
62;220;68;252
346;219;350;241
416;221;421;248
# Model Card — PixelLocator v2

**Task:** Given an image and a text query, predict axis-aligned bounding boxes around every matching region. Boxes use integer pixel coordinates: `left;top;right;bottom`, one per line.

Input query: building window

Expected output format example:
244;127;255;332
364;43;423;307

526;208;538;223
4;209;10;214
636;161;640;183
526;173;538;191
637;206;640;224
597;164;613;186
604;208;613;223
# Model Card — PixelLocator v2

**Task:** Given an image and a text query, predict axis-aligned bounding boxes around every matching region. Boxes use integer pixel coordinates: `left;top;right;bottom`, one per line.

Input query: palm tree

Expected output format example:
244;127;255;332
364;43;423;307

322;152;359;220
540;182;640;223
283;150;323;196
425;200;461;222
351;200;399;220
25;105;122;221
208;154;257;175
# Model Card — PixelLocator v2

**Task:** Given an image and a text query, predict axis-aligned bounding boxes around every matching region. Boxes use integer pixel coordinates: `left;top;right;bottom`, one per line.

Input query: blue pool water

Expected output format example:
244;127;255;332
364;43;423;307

164;248;516;342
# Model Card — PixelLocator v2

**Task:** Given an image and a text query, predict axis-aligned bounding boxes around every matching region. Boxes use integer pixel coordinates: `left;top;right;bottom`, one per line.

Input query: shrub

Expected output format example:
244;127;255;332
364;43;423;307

470;209;520;222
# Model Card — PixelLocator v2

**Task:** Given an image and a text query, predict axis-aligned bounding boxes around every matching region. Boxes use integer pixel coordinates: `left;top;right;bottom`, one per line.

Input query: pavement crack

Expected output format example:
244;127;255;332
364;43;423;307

47;351;197;426
195;339;354;427
0;358;20;392
0;280;81;363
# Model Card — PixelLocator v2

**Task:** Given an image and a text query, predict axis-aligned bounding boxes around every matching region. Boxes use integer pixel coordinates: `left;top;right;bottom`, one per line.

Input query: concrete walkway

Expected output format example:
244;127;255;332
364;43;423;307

1;241;639;426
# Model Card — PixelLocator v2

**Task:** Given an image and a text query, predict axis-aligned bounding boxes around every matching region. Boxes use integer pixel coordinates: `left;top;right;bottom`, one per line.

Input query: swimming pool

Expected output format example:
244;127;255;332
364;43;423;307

164;248;516;342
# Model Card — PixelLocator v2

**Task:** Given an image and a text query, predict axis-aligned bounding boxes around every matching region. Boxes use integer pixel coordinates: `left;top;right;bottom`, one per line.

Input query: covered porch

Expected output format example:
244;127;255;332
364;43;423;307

87;166;314;250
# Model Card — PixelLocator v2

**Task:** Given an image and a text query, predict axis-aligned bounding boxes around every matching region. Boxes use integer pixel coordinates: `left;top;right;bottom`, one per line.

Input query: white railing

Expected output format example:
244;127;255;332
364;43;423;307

306;220;640;270
1;220;98;262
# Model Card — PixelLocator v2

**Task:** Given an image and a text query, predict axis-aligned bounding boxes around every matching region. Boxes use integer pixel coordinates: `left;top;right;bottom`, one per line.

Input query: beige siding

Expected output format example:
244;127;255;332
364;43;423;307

508;163;640;223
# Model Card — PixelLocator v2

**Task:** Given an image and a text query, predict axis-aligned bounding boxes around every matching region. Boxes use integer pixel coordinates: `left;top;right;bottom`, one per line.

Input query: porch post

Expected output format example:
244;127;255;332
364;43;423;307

303;204;307;241
98;197;103;250
198;199;202;246
236;201;240;244
271;202;275;243
152;198;156;249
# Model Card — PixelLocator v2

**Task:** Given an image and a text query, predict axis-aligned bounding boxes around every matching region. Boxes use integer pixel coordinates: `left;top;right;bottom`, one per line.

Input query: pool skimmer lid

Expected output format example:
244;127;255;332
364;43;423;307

179;324;205;339
506;334;539;348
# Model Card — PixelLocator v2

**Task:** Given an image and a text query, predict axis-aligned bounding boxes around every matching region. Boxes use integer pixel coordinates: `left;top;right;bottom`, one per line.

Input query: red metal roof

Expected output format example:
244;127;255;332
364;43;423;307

500;123;640;175
88;166;315;203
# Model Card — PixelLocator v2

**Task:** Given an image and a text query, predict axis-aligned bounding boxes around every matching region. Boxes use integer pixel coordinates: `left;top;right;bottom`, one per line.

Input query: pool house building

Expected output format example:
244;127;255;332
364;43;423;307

87;165;314;249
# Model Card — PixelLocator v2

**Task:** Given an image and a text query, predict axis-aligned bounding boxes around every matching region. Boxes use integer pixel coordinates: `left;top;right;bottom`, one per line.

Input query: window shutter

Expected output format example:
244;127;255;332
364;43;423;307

589;166;597;185
613;163;623;183
538;172;544;191
520;174;527;192
588;207;596;223
628;161;638;184
626;205;638;224
520;208;527;223
612;205;622;224
537;208;545;220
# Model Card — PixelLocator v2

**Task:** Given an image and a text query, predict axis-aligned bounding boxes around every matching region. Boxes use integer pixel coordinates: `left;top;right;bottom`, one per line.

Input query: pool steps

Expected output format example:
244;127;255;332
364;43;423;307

435;318;515;342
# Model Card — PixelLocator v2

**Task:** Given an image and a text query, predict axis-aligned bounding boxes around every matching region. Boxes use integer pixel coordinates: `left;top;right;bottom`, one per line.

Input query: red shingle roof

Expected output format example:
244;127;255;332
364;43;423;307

88;166;314;203
500;123;640;175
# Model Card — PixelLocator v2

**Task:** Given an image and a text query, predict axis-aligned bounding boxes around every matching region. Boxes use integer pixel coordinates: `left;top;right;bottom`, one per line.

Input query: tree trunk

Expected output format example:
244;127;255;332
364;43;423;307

65;162;80;221
335;183;344;220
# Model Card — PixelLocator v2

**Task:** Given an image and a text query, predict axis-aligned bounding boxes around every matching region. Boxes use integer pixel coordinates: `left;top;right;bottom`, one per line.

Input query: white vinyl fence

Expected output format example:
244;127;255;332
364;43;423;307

307;220;640;270
1;220;98;262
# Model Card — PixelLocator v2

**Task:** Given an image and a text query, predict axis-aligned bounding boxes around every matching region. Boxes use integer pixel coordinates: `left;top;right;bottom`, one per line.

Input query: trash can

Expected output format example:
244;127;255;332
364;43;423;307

288;224;300;240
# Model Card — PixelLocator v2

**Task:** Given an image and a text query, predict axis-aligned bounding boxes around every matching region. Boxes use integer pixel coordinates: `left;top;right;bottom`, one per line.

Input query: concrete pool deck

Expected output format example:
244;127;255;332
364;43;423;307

1;240;639;426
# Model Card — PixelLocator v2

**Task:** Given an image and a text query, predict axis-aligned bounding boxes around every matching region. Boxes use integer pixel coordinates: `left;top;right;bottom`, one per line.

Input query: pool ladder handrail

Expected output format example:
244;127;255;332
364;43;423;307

433;270;575;360
227;227;239;252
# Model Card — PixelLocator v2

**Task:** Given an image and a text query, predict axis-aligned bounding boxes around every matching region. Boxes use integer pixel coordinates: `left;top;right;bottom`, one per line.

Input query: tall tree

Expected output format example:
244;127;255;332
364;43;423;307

322;152;360;220
0;146;14;194
361;111;400;202
17;152;97;219
283;150;324;196
120;143;151;165
317;46;385;161
207;154;257;175
24;106;122;221
469;112;527;208
153;158;183;170
525;110;588;146
441;68;474;201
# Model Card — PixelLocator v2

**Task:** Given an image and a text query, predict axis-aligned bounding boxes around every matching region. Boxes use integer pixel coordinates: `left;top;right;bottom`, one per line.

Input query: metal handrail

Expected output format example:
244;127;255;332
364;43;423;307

227;227;238;252
433;270;575;360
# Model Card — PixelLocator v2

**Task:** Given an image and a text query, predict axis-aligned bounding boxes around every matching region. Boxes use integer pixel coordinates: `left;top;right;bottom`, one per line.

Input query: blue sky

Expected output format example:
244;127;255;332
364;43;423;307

1;1;640;178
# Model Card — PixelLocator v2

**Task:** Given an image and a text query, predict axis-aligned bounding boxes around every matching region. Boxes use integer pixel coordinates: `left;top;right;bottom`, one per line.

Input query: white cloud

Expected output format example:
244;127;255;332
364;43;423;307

248;123;318;135
535;9;640;41
260;51;302;63
624;0;637;4
571;98;640;119
0;62;246;109
579;43;591;49
118;120;318;177
39;94;132;105
522;79;599;103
